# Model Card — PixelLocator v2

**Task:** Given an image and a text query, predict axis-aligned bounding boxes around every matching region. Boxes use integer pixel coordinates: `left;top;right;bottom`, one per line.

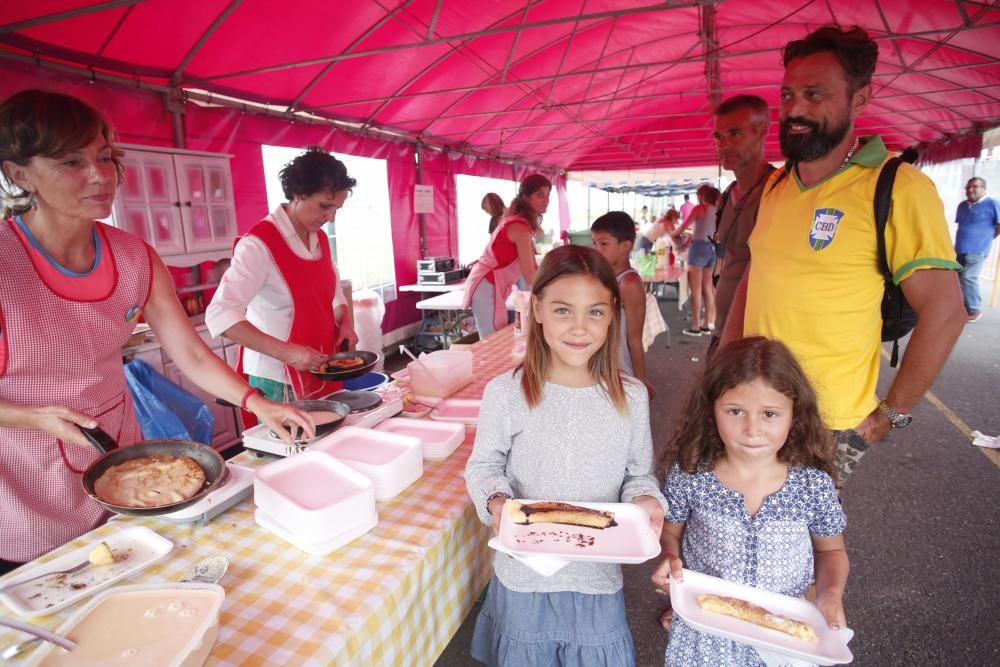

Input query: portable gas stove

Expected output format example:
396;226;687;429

242;386;405;457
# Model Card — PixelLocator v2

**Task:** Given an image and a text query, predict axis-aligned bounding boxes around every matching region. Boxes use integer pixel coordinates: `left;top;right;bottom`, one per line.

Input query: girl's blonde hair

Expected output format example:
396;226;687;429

505;173;551;231
519;245;628;414
664;336;835;478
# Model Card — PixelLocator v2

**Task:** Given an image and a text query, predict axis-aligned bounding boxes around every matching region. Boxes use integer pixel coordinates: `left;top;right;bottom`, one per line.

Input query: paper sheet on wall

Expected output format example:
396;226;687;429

414;184;434;213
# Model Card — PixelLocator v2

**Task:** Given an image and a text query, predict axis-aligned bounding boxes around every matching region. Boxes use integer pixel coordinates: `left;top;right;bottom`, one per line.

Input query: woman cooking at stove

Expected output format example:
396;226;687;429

206;146;358;403
0;89;315;570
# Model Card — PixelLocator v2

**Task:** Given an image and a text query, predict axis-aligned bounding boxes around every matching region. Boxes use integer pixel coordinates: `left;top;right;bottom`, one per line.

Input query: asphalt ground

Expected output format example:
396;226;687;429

433;277;1000;667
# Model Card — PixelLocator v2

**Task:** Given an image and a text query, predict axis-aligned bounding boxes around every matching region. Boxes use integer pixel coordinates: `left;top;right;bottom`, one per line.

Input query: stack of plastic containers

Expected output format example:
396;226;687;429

312;426;423;502
253;451;378;555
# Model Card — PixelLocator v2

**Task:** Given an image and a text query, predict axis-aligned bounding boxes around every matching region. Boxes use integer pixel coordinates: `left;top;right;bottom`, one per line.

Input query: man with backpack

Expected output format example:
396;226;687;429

721;25;965;487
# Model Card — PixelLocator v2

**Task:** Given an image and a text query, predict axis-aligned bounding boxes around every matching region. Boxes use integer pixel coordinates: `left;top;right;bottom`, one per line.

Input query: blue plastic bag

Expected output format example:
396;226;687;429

124;359;214;445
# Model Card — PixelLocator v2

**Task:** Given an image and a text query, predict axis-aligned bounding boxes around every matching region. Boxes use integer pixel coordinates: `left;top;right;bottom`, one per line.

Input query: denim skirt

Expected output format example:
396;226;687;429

686;239;717;268
471;576;637;667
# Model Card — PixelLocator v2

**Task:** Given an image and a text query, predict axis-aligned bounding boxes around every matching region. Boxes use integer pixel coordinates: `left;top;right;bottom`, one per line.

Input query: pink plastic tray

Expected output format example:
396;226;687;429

670;569;854;665
428;398;481;424
312;426;423;501
497;499;660;564
375;418;465;461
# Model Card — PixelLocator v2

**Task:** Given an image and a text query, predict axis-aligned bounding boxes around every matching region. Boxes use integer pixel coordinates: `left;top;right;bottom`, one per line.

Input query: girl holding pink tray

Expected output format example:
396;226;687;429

651;337;849;665
465;245;666;667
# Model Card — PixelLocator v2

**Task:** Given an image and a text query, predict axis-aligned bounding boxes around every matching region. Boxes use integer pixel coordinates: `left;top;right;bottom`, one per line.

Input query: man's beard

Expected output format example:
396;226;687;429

779;115;852;162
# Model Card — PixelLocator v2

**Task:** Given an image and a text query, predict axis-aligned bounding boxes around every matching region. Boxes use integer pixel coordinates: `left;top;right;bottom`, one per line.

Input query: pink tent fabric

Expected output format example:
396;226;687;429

1;1;997;170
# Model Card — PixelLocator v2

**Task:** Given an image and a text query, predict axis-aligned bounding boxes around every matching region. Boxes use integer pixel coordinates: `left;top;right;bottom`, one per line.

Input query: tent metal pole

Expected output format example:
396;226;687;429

304;33;715;112
415;146;428;259
195;1;723;82
426;0;444;40
359;3;552;127
0;0;141;34
291;1;415;114
171;0;245;85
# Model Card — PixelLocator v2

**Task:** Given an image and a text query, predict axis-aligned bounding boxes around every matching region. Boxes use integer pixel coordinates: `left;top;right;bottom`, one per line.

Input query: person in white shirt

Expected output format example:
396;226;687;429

207;147;358;401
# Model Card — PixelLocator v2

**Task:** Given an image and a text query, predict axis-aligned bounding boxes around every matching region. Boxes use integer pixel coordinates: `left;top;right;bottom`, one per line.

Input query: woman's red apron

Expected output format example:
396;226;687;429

463;216;533;331
236;218;341;404
0;219;150;562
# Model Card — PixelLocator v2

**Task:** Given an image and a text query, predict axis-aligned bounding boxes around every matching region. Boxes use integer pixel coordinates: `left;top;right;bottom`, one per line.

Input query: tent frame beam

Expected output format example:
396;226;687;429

0;0;143;35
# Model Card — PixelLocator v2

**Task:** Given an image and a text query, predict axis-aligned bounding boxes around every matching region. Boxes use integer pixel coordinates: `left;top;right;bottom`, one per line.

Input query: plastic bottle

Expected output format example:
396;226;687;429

511;288;529;360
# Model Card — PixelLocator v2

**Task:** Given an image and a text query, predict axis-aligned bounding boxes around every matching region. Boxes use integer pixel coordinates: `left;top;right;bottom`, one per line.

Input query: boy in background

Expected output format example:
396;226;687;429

591;212;655;397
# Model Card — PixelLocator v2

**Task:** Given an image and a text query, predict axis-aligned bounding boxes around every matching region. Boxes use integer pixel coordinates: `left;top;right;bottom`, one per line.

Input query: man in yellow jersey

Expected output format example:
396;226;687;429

721;26;966;487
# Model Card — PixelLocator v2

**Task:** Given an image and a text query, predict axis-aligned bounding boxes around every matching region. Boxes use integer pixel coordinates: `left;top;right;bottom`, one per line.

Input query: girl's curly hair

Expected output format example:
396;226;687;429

664;336;835;478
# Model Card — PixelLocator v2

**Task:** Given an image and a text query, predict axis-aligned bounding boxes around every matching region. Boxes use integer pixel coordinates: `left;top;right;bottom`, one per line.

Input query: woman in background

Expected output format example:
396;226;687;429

672;184;720;336
0;89;313;568
207;147;358;402
463;174;551;338
482;192;505;234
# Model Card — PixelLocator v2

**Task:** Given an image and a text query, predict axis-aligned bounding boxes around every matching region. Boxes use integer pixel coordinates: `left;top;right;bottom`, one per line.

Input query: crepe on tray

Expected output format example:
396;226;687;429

505;500;617;529
697;593;818;644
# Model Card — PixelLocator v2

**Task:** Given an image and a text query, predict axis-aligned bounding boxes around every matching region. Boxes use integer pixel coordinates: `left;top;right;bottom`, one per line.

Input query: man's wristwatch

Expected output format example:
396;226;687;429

878;399;912;429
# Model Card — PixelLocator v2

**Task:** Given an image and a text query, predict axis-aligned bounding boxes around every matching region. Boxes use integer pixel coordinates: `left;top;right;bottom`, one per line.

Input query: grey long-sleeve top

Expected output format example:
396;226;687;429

465;371;667;594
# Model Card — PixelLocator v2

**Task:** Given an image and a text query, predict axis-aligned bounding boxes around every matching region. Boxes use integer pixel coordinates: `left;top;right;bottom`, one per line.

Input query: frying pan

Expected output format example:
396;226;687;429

309;350;380;381
80;428;226;518
266;399;350;440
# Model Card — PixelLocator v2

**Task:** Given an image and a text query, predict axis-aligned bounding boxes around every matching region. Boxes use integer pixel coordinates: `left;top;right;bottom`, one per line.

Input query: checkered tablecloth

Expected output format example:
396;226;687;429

0;327;521;666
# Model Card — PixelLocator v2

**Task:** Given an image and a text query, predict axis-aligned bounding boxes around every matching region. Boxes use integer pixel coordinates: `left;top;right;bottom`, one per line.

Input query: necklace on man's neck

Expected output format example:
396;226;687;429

841;137;860;168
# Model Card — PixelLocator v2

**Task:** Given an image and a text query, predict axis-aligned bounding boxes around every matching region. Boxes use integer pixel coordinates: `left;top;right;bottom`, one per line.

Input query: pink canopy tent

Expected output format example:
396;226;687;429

2;1;998;169
2;1;998;330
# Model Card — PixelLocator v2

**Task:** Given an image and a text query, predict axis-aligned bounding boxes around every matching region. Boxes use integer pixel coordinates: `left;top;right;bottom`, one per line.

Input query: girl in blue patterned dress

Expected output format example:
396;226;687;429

651;336;848;666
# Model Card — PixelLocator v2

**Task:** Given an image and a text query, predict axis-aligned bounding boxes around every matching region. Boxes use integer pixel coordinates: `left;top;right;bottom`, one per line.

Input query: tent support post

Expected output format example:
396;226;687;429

415;145;428;259
165;89;186;150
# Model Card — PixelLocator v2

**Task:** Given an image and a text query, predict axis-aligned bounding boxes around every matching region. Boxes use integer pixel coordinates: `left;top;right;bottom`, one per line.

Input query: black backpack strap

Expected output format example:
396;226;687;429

712;183;734;243
874;157;904;365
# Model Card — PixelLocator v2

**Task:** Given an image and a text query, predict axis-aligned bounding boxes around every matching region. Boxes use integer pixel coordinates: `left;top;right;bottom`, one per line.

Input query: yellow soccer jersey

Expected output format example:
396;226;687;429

745;136;959;429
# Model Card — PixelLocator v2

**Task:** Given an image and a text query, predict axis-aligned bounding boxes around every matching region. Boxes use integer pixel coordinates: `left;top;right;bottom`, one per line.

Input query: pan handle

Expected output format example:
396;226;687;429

80;426;119;454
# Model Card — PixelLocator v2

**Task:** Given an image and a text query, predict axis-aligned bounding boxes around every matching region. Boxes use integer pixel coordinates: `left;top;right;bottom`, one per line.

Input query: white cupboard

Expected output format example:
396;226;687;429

112;145;238;266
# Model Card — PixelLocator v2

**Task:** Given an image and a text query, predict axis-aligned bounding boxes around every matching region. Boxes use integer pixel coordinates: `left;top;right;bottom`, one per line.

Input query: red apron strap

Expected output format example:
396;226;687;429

247;219;341;400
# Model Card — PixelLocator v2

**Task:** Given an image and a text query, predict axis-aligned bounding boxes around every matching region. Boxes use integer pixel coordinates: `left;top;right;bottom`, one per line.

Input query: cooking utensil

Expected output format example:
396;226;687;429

0;617;76;659
80;428;226;517
0;555;230;660
179;555;229;584
266;399;350;441
329;390;383;413
309;350;380;381
0;559;90;595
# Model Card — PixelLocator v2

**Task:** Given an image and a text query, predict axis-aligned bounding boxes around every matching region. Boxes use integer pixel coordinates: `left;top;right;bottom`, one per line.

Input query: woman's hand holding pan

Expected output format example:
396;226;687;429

27;406;99;448
248;395;316;444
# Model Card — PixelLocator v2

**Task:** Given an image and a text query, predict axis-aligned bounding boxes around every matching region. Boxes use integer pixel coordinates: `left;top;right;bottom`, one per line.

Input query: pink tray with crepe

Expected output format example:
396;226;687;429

670;568;854;665
497;499;660;564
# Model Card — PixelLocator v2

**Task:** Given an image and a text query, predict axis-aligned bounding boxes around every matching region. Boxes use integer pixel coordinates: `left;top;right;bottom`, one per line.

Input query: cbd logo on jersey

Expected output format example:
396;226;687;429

808;208;844;251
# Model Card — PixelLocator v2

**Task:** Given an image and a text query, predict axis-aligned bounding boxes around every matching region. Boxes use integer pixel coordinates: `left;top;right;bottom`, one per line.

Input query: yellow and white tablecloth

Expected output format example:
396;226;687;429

0;327;521;666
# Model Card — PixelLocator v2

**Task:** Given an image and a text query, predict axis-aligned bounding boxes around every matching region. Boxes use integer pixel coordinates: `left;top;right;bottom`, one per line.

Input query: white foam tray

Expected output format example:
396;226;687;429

254;451;376;543
375;417;465;461
312;426;423;501
0;526;173;616
670;568;854;665
255;507;377;556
